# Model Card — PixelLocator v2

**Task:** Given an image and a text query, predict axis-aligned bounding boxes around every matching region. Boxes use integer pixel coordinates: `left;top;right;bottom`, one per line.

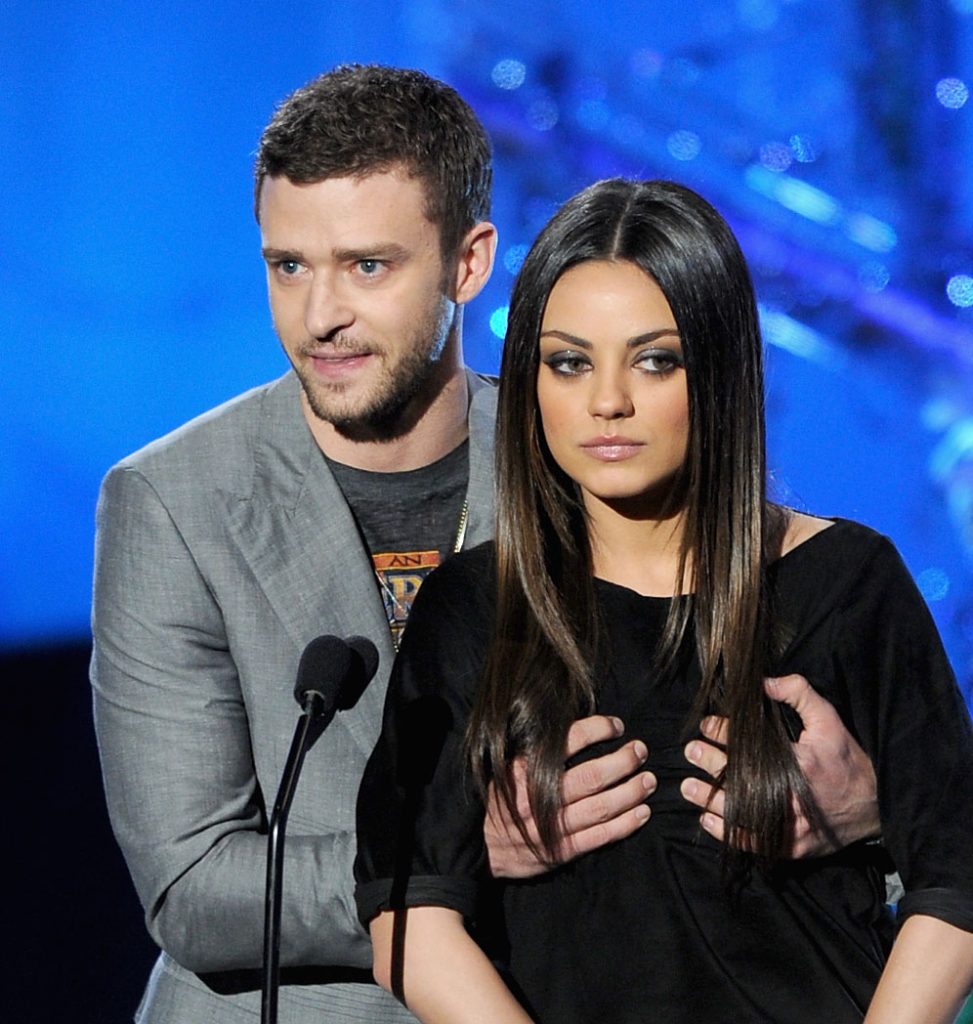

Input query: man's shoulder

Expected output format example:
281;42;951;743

109;371;300;488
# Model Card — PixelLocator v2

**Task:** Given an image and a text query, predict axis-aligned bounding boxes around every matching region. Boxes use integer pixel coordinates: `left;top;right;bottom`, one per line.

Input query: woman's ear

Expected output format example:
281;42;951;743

451;221;498;304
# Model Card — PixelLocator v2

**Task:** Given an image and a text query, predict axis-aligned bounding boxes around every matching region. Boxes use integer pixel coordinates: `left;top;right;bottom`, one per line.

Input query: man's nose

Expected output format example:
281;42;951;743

305;274;353;339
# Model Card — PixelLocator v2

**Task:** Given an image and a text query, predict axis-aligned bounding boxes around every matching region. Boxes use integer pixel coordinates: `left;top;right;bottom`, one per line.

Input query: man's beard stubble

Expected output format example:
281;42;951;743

296;300;455;443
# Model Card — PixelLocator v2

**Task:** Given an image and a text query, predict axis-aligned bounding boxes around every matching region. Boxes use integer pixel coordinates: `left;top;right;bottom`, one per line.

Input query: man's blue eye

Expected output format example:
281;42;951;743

280;260;301;274
359;259;381;274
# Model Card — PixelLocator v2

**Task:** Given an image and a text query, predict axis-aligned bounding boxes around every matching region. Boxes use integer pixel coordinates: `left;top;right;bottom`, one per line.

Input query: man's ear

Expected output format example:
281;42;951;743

451;221;498;304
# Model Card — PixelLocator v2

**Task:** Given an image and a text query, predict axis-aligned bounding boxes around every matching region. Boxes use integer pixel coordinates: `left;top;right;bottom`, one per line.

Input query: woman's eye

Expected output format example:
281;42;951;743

545;352;590;375
637;349;683;375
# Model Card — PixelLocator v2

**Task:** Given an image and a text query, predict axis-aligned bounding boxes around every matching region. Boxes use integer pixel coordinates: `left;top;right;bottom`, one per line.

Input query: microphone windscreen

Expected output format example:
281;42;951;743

339;636;380;710
293;635;351;712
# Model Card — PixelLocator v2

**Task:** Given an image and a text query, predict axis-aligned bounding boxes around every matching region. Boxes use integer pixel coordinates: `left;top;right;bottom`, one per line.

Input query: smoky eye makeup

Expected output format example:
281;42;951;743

542;349;592;375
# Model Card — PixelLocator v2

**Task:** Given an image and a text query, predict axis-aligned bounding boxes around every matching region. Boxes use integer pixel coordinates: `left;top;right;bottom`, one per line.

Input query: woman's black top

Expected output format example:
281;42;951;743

355;520;973;1023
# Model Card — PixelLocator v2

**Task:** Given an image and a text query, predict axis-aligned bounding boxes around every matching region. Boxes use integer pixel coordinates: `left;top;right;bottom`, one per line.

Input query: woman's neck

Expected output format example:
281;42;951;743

586;499;689;598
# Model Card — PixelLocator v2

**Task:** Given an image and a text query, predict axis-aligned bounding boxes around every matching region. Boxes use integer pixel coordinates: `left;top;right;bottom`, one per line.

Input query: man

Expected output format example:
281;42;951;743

91;65;879;1023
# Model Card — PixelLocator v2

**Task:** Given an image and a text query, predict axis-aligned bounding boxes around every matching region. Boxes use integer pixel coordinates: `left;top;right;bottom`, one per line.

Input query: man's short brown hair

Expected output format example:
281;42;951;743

254;64;492;258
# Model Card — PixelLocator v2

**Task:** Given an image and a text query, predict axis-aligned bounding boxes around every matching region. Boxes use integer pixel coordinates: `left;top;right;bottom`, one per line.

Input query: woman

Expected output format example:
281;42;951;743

355;179;973;1022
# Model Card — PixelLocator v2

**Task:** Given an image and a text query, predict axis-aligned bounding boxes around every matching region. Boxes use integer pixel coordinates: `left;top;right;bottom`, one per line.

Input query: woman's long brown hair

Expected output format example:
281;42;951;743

467;179;820;871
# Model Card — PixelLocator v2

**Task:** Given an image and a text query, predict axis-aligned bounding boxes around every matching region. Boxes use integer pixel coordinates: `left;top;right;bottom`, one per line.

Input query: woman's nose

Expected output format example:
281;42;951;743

587;370;634;420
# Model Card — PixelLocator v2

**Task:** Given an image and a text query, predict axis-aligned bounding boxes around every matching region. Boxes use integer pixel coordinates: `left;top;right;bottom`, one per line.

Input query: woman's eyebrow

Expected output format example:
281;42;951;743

539;328;681;348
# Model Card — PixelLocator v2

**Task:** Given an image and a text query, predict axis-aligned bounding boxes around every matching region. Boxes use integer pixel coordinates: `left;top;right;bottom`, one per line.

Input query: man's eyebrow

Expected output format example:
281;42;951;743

332;243;411;263
539;328;680;348
260;244;413;263
262;247;304;262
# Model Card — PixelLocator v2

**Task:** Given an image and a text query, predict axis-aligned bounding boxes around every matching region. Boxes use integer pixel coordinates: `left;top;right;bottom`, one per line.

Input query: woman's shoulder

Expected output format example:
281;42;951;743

407;541;497;621
778;513;895;563
397;541;498;679
772;512;909;605
432;539;496;588
779;510;834;556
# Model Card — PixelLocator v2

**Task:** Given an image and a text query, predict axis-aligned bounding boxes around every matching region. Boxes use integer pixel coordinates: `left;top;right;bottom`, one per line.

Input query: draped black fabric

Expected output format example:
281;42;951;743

355;520;973;1023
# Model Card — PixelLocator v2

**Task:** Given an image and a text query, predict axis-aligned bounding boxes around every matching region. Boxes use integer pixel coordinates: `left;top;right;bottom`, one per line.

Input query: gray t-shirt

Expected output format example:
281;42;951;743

325;440;469;649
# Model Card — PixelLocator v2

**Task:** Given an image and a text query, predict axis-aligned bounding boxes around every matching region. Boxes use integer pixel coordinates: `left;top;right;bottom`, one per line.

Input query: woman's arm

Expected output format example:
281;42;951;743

865;915;973;1023
370;907;533;1024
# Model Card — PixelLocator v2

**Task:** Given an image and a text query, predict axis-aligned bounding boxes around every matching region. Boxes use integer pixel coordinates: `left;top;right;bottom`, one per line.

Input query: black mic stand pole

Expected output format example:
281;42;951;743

261;691;324;1024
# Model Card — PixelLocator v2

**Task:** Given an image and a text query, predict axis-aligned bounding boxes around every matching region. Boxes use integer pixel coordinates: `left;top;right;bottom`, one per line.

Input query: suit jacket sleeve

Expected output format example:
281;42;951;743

91;463;371;974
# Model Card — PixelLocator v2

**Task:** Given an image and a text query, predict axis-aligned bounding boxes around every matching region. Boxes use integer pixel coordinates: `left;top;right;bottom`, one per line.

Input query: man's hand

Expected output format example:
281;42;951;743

485;715;655;879
679;674;881;857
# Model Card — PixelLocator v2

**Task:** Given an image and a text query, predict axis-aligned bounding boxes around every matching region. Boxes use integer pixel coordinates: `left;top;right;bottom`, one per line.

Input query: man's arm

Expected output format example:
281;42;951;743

91;464;370;972
680;674;881;856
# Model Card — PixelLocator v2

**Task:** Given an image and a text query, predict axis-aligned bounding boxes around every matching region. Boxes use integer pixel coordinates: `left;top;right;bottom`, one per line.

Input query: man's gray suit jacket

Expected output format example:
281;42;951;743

91;369;497;1022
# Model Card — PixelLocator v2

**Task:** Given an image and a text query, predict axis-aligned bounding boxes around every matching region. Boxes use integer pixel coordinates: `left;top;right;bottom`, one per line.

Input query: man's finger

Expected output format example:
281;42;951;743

560;769;656;835
561;738;649;803
563;714;624;760
684;737;727;780
764;673;837;731
699;714;729;746
679;776;726;819
555;803;651;861
697;809;726;843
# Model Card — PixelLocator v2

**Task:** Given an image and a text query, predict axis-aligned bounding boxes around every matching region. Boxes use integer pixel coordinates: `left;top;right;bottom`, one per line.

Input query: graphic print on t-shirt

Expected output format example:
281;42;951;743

373;549;443;648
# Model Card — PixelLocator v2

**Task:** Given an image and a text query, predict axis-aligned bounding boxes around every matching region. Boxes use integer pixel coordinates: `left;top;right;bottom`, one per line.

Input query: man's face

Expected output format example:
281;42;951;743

259;170;458;439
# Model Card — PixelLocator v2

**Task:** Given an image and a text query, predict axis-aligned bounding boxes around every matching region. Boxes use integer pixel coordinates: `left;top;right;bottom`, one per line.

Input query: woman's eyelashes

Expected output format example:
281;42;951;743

543;350;592;376
542;346;684;378
635;347;684;376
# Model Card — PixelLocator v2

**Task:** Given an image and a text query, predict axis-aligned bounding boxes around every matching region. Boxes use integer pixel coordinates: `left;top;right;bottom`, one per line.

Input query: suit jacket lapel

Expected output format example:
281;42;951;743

464;371;497;549
224;373;395;757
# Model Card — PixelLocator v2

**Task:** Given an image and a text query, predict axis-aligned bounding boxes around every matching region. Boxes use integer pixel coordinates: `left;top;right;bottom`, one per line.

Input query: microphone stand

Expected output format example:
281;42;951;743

261;692;324;1024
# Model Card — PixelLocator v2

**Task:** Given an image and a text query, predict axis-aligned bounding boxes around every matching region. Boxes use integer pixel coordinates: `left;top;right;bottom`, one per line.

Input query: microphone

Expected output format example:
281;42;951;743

262;635;380;1024
293;634;379;721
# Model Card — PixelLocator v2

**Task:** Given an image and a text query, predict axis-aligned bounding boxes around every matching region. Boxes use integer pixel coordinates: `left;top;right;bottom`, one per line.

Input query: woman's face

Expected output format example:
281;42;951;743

536;259;689;517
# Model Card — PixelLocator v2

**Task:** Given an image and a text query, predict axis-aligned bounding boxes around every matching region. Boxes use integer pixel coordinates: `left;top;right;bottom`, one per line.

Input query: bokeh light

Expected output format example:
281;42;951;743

859;261;891;292
667;129;702;161
489;306;509;339
527;99;559;131
918;568;951;602
503;244;529;275
789;134;818;163
947;274;973;307
759;141;793;172
491;58;526;90
936;77;969;110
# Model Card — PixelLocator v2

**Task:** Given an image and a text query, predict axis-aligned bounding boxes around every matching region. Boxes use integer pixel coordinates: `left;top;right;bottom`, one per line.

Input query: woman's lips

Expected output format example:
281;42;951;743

580;437;645;461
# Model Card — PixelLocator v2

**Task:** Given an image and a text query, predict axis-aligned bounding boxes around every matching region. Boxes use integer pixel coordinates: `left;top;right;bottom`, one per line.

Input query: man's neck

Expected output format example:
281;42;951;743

302;364;471;472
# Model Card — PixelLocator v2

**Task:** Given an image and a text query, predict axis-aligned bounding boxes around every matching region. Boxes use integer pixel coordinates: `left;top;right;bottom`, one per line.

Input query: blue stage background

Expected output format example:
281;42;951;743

3;2;973;1019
